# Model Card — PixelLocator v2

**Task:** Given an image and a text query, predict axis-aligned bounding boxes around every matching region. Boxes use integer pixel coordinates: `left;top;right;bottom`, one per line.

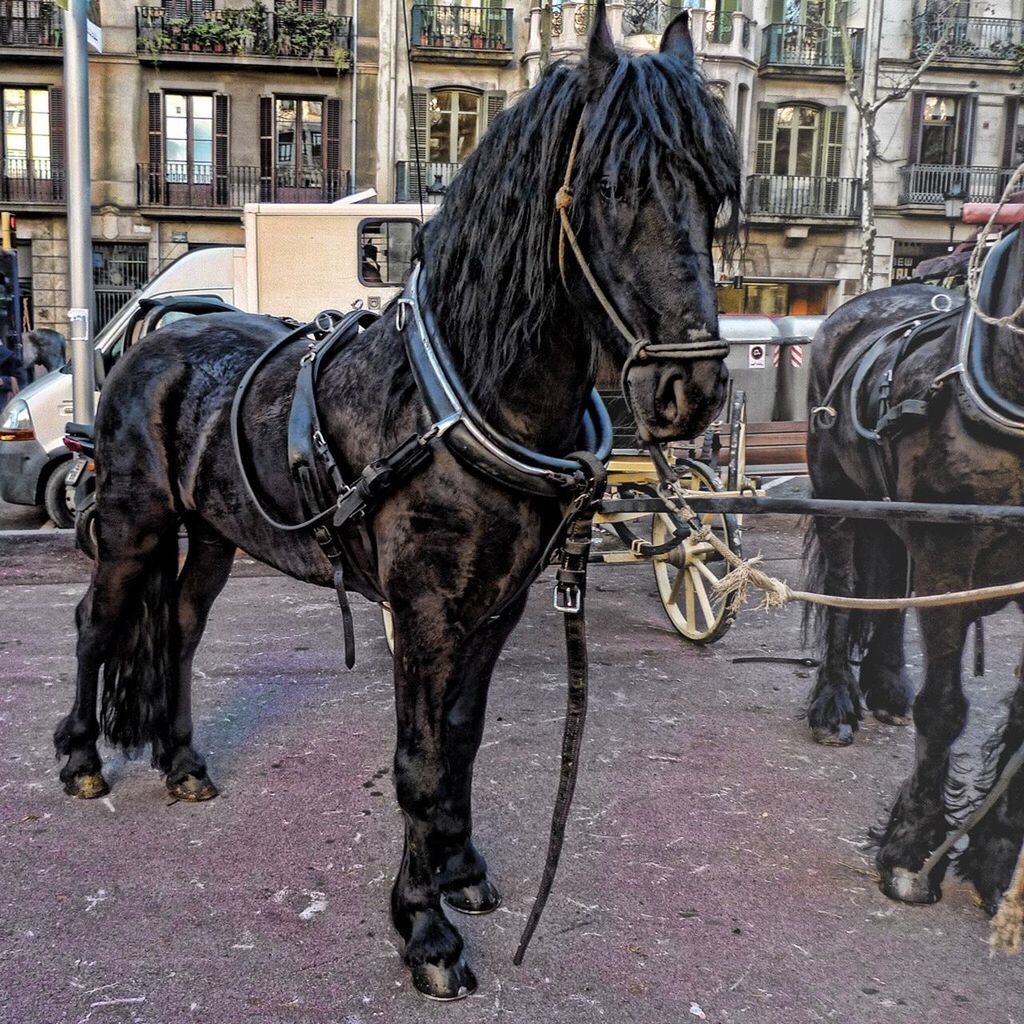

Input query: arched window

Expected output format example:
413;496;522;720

755;102;845;179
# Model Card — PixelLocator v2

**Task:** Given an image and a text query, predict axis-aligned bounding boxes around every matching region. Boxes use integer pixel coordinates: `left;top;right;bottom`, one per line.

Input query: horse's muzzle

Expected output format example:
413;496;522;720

625;355;728;442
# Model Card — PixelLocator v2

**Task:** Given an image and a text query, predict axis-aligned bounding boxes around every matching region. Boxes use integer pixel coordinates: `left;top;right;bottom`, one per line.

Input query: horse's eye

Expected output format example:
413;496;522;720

598;177;625;203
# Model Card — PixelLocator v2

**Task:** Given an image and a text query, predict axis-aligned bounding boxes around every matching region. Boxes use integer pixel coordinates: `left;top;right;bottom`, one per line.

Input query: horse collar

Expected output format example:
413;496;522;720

396;262;612;500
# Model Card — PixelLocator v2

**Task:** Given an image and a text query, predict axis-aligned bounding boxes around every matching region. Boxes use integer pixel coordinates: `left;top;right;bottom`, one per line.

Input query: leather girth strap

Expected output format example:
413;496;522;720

286;309;380;669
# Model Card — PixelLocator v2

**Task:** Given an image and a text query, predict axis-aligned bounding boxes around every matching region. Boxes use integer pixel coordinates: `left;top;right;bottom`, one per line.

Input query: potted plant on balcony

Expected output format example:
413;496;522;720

471;31;483;48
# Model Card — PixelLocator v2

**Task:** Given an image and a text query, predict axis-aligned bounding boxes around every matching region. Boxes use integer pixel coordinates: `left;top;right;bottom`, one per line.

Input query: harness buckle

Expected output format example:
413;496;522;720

300;344;317;366
553;584;582;614
630;538;651;557
396;301;409;333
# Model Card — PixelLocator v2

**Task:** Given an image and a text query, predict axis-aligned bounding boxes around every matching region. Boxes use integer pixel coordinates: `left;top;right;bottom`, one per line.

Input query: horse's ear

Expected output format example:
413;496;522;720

660;10;695;64
586;0;617;95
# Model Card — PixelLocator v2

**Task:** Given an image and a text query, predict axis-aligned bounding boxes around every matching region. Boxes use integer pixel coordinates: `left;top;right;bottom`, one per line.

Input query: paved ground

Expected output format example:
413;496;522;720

2;516;1023;1024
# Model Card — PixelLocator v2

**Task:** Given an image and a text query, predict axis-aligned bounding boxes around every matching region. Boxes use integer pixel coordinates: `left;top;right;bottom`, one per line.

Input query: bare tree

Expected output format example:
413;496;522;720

837;1;955;293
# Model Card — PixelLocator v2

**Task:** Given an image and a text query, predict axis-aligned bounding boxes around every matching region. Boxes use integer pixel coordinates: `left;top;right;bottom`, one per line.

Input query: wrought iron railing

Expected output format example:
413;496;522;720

622;0;681;35
136;163;348;207
0;158;64;202
911;11;1024;60
0;1;62;48
136;6;351;64
746;174;862;219
551;1;596;36
705;11;752;46
395;161;461;202
410;5;513;51
898;164;1016;205
761;22;863;68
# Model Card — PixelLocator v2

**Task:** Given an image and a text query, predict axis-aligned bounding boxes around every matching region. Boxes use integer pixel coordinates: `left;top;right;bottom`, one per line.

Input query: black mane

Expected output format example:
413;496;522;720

421;48;741;412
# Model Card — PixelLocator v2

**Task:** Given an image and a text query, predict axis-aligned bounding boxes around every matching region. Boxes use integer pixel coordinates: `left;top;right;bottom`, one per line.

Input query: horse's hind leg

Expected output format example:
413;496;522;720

159;523;235;802
957;640;1024;914
54;538;170;797
806;516;863;745
876;603;971;904
858;530;914;726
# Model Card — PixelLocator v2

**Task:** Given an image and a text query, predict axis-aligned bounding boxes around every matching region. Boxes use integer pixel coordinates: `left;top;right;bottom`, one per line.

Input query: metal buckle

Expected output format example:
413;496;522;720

300;344;317;365
396;300;409;332
553;584;582;614
630;538;650;557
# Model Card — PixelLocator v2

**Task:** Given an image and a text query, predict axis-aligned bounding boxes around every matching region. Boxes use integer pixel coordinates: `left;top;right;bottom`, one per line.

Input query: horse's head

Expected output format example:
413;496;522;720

564;4;740;441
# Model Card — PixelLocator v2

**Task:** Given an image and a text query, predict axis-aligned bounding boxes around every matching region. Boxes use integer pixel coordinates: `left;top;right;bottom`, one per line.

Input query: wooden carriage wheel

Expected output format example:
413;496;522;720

651;461;741;644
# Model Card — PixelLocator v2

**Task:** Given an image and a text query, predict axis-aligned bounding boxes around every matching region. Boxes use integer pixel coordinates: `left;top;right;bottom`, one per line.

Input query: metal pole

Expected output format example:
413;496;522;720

63;0;95;426
349;0;357;194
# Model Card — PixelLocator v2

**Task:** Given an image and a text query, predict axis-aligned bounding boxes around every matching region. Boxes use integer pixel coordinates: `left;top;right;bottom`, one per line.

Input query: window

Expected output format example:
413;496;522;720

910;93;975;167
755;102;845;179
920;95;959;165
359;220;418;287
276;98;323;188
2;87;51;177
260;95;342;201
164;93;213;185
429;90;480;165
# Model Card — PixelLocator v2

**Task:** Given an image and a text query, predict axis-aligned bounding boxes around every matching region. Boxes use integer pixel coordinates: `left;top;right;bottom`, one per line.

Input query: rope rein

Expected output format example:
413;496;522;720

967;160;1024;338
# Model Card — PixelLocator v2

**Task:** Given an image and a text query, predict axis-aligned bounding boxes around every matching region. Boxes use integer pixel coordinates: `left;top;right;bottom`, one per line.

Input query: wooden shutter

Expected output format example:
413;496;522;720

956;93;977;166
1004;97;1023;168
259;95;273;202
908;92;924;163
214;93;229;206
325;96;342;198
407;86;429;201
482;90;506;134
821;105;845;178
147;91;163;204
754;102;777;176
49;86;65;201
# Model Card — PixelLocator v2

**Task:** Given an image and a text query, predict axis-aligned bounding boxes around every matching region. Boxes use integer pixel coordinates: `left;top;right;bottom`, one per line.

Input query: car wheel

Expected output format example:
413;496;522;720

43;460;76;529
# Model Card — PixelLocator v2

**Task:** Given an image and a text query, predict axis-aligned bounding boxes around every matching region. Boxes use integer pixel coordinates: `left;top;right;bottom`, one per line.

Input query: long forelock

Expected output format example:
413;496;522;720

420;48;740;412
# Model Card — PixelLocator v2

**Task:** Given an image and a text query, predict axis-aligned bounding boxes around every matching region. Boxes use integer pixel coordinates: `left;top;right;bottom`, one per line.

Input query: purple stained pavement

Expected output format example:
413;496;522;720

1;518;1023;1023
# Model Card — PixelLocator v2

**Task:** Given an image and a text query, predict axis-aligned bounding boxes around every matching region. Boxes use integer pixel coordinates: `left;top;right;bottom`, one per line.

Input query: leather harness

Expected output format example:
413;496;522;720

811;226;1024;500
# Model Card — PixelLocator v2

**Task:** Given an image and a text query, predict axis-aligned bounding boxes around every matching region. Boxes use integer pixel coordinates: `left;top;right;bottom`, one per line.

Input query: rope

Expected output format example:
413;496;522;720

654;474;1024;613
967;160;1024;338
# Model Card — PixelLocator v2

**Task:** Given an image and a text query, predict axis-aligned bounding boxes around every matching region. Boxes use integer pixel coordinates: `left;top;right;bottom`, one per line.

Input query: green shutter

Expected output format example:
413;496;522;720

822;105;845;178
754;102;777;175
407;86;429;201
482;89;506;134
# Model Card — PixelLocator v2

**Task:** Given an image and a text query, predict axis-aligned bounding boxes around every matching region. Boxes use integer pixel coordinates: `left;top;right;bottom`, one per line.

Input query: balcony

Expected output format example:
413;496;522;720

912;12;1024;62
552;2;595;39
898;164;1015;206
136;5;352;69
746;174;862;220
705;10;752;47
409;5;513;62
621;0;681;35
395;161;460;203
0;1;62;50
136;163;349;209
1;158;64;204
760;23;863;74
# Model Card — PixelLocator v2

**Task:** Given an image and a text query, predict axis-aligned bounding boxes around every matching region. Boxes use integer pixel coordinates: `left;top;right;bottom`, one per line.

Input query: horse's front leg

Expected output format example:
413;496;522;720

389;598;524;1000
876;603;971;904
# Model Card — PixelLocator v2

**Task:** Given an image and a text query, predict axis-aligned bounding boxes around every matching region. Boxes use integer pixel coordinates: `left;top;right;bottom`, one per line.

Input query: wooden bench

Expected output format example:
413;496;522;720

717;419;808;476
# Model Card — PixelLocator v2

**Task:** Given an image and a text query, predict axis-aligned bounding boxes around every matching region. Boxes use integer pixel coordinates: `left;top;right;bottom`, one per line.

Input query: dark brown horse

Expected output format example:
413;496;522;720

54;7;740;999
804;219;1024;914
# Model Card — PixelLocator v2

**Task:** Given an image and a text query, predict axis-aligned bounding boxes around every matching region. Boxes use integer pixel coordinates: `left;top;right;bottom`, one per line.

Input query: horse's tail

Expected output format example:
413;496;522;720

801;514;908;657
99;532;179;763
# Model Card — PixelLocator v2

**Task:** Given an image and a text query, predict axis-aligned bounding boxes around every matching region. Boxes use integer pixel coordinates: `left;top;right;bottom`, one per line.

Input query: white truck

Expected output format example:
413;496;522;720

0;202;426;525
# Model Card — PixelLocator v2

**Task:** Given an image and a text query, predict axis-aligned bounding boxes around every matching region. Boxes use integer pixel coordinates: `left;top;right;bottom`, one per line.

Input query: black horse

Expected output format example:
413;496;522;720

804;220;1024;914
54;7;740;1000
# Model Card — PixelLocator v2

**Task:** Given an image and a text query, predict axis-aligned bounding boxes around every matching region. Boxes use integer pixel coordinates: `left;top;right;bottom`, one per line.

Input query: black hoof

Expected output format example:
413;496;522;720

811;722;855;746
167;774;218;802
880;866;941;905
443;880;502;915
63;771;110;799
873;709;911;727
411;956;477;1001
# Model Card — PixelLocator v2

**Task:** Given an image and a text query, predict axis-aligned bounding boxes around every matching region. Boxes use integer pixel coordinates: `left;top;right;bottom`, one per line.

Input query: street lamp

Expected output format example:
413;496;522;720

943;182;965;252
426;172;448;205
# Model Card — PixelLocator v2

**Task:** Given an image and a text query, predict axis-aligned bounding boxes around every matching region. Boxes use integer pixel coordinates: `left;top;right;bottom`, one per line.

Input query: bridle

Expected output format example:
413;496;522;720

554;106;730;390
